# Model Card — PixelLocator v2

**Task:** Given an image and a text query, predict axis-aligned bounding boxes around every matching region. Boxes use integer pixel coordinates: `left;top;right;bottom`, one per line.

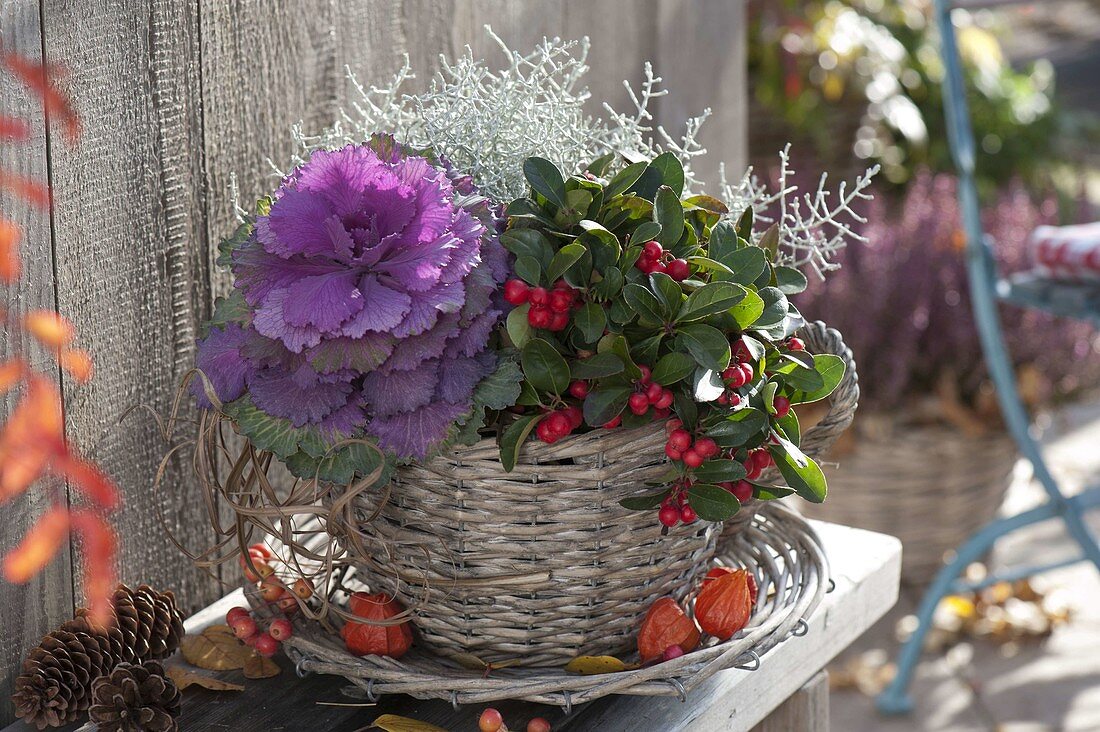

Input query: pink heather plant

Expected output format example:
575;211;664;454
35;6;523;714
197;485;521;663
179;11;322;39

798;170;1100;413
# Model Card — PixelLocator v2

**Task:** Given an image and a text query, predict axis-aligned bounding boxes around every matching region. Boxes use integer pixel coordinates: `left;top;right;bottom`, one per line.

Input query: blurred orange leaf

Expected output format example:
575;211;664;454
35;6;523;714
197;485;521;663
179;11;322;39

0;169;50;208
0;376;64;500
54;452;119;510
0;360;23;395
71;511;118;628
0;219;20;283
24;310;73;348
2;52;79;141
0;115;31;141
2;506;69;583
59;348;93;383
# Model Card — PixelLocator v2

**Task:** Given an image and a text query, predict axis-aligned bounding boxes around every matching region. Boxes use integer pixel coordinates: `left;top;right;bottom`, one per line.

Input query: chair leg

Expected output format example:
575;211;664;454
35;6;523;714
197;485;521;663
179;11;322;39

875;506;1052;715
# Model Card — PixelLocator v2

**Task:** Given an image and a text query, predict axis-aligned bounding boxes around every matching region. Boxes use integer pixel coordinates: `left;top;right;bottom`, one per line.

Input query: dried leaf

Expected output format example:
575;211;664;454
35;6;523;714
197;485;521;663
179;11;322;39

370;714;449;732
564;655;636;675
166;666;245;692
449;652;521;671
181;626;253;670
243;652;281;679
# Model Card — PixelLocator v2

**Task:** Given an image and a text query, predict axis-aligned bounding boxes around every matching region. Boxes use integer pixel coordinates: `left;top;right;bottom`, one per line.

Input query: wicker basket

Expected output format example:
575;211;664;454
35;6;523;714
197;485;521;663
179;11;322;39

328;321;860;667
799;418;1018;585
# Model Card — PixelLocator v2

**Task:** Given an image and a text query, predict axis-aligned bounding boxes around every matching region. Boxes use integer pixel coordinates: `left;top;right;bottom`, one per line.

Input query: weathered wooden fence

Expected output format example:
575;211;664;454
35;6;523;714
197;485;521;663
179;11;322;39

0;0;745;722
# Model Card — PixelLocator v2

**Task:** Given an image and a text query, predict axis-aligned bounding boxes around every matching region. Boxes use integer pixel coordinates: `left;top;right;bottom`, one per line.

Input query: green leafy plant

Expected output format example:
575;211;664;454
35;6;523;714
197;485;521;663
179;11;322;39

494;154;845;527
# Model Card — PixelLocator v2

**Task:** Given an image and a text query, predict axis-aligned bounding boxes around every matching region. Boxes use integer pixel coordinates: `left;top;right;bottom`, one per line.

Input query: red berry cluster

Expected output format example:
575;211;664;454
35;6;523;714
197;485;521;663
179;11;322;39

663;419;720;468
716;449;773;503
503;278;582;332
535;402;584;444
225;605;293;658
634;240;690;281
657;480;698;528
236;542;315;656
628;365;674;418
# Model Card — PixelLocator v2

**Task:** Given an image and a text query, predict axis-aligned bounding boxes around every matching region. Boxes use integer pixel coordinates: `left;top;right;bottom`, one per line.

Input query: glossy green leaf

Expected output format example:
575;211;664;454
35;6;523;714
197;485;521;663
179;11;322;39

570;353;625;379
729;289;765;330
683;194;729;215
574;302;607;343
678;282;746;322
499;414;542;472
687;483;741;522
708;221;739;264
623;283;667;324
631;220;662;246
735;207;754;241
547;243;587;283
523;157;567;209
654;186;684;249
758;223;780;262
789;354;846;404
513;255;542;286
604;162;648;198
649;272;683;316
768;438;827;503
677;323;731;372
651;352;696;386
774;266;808;294
692;459;748;484
649;152;685;197
619;489;671;511
583;385;632;426
505;304;532;348
706;408;767;443
520;338;570;396
720;247;767;286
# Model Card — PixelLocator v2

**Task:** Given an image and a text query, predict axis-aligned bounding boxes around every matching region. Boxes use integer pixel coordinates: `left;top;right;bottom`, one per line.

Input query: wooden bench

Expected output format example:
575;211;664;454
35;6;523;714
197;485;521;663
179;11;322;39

3;521;899;732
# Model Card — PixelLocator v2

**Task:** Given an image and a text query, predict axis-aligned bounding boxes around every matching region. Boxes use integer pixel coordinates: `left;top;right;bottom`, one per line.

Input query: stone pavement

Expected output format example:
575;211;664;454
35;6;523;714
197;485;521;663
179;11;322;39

830;399;1100;732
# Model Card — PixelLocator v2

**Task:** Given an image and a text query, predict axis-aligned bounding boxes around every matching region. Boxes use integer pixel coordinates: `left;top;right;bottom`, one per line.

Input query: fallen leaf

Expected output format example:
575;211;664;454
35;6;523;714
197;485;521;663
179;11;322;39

449;652;521;671
243;652;281;679
371;714;449;732
166;666;244;692
180;626;252;670
564;655;637;675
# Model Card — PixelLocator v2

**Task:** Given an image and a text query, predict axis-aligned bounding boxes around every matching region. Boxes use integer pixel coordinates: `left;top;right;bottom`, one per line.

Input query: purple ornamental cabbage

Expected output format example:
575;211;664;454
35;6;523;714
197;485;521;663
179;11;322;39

194;139;507;461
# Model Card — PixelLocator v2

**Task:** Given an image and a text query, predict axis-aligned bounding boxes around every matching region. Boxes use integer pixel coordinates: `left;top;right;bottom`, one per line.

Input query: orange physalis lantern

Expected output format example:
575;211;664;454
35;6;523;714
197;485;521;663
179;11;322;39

703;566;758;604
637;596;700;663
695;568;754;641
340;592;414;659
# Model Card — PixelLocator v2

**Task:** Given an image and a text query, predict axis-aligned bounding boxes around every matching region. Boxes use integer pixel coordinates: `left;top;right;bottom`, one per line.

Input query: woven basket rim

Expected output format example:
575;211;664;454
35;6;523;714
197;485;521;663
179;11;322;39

246;503;829;708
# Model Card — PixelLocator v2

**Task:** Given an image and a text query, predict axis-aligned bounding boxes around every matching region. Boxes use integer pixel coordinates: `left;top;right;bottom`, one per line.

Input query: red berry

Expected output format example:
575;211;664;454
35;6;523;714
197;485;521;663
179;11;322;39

744;459;761;480
668;429;692;452
643;240;663;259
276;593;300;616
727;366;747;388
563;405;584;430
249;543;273;560
650;262;667;275
259;578;284;602
645;382;664;404
479;708;504;732
569;380;589;399
226;606;250;625
292;578;314;600
661;644;685;661
654;388;674;409
504;279;530;305
529;287;549;306
231;615;257;640
269;618;293;641
666;258;690;281
727;393;742;408
653;407;671;419
665;418;683;435
536;418;558;444
751;449;772;472
682;449;704;469
739;362;755;383
253;632;279;658
528;718;552;732
549;310;569;331
680;505;697;523
603;415;622;429
773;396;791;418
546;412;572;437
637;365;652;384
664;443;683;461
527;306;552;329
721;366;738;381
731;480;753;503
629;393;650;415
789;337;806;352
695;437;719;458
716;394;728;405
658;504;680;527
549;289;573;312
635;257;656;274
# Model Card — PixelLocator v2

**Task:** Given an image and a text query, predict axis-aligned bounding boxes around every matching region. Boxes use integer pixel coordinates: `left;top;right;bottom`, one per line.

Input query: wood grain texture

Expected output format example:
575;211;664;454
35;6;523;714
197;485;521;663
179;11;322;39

39;0;218;618
655;0;748;187
0;1;75;725
751;670;829;732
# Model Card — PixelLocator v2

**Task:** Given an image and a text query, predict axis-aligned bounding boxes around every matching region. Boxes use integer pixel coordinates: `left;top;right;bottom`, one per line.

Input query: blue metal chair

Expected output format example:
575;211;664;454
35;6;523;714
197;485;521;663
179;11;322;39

876;0;1100;715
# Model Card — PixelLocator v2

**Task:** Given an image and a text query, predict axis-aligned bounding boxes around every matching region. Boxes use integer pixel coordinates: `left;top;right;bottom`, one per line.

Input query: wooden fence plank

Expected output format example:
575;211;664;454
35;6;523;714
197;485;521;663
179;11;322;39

39;0;219;617
0;1;75;724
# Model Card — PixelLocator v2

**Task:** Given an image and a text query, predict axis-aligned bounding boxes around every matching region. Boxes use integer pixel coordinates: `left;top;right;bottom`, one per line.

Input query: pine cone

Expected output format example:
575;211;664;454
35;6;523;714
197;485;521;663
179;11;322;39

89;661;181;732
12;584;185;729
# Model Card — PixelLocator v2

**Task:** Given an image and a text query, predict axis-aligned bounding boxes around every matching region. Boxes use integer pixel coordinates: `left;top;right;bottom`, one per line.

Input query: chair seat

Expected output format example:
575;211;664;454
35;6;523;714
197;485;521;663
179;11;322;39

997;272;1100;327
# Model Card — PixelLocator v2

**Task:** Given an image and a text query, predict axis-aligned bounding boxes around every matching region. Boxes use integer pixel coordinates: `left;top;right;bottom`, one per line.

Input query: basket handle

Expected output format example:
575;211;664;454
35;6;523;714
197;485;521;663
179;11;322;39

793;320;860;460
